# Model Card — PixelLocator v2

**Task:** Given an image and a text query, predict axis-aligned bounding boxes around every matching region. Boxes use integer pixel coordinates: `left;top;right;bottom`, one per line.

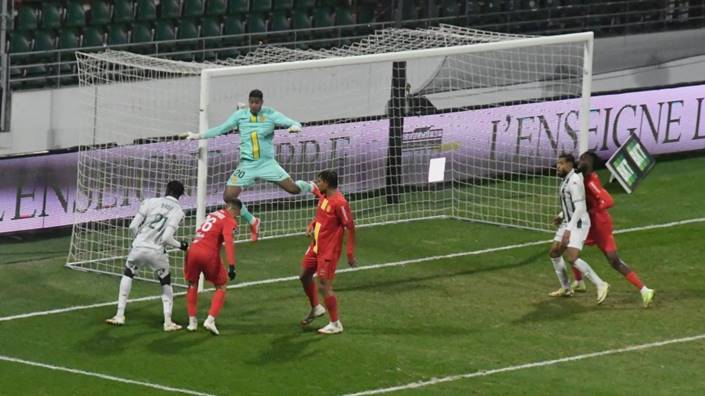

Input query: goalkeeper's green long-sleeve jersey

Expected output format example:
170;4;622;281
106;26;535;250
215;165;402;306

203;106;301;161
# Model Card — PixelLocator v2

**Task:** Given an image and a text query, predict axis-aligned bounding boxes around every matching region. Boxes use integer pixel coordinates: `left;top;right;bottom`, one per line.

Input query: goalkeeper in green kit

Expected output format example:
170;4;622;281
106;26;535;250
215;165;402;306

183;89;313;241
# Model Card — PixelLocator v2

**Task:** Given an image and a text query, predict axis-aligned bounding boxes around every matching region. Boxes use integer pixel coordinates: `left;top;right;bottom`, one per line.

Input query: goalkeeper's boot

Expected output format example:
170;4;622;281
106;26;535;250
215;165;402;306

300;304;326;326
250;217;261;242
571;279;587;293
596;282;610;305
548;287;574;297
187;316;198;332
204;316;220;336
163;321;182;332
641;288;655;308
318;320;343;335
105;315;125;326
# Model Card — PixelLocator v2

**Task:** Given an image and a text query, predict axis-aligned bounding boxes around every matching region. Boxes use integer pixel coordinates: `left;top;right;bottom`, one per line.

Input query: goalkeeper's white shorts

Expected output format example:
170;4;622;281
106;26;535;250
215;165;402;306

125;247;170;279
553;220;590;251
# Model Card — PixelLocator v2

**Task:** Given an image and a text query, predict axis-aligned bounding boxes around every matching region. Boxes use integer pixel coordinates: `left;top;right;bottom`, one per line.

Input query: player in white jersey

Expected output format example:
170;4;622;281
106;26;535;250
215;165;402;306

106;181;189;331
548;154;610;304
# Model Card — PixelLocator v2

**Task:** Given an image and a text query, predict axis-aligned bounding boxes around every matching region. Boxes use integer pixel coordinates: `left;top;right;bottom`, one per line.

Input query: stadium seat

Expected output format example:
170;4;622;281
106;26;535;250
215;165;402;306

155;20;177;52
291;9;311;46
9;31;32;54
88;0;113;26
247;13;268;33
15;4;39;32
201;16;222;37
136;0;157;21
82;26;106;48
335;6;355;36
59;29;80;50
108;24;130;45
159;0;182;19
113;0;135;23
205;0;227;16
183;0;205;17
27;30;57;86
221;15;245;57
294;0;315;10
270;10;290;32
58;30;80;85
130;22;154;53
250;0;272;13
227;0;249;15
273;0;293;11
313;7;334;40
176;18;200;60
65;1;87;28
41;2;63;30
356;2;375;35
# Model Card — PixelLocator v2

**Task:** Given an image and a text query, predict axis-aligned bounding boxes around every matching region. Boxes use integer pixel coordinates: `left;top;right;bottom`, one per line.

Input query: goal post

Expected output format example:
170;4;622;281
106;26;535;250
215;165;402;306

68;26;593;287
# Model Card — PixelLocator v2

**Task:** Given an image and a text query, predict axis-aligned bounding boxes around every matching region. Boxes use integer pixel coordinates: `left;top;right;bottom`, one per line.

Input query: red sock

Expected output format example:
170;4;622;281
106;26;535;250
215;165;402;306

324;295;338;322
303;281;319;307
208;289;226;318
625;271;644;290
572;266;583;281
187;287;198;317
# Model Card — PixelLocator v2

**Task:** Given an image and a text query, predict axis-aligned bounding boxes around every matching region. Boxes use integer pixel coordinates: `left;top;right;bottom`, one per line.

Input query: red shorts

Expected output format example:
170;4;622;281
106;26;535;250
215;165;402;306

184;248;228;287
301;245;339;280
586;216;617;253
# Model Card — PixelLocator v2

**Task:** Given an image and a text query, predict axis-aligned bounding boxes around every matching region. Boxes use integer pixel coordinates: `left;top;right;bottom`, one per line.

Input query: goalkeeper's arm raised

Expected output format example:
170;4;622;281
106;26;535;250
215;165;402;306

183;109;242;139
269;109;302;133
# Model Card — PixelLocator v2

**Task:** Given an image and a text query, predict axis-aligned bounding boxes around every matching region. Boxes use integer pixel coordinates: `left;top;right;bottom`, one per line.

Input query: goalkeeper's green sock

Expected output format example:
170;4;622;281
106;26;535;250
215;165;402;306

295;180;312;194
240;203;255;225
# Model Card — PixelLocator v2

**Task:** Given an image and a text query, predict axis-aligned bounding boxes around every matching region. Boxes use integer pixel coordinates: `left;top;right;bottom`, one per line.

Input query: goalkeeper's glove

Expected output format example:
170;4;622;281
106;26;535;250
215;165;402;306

228;265;236;281
181;131;201;140
288;125;302;133
179;240;189;251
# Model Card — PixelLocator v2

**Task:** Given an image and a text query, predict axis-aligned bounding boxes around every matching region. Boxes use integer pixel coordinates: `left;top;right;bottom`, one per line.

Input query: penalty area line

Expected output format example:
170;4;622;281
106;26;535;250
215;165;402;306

1;216;703;323
342;333;705;395
0;354;215;396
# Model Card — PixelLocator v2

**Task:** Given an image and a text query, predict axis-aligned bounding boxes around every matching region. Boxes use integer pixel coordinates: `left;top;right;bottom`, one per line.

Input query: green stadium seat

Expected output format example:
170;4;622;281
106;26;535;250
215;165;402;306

108;24;130;45
136;0;157;21
270;10;290;31
9;31;32;53
293;0;314;10
183;0;205;17
273;0;293;11
15;4;39;32
89;0;112;26
159;0;182;19
335;6;354;33
227;0;249;15
247;13;267;33
59;29;80;50
155;20;177;52
291;9;311;46
221;15;245;57
27;30;57;86
175;19;200;60
205;0;227;16
113;0;135;23
83;26;106;48
130;22;154;53
201;16;222;37
58;30;80;85
65;1;87;28
41;2;63;30
250;0;271;13
313;7;334;39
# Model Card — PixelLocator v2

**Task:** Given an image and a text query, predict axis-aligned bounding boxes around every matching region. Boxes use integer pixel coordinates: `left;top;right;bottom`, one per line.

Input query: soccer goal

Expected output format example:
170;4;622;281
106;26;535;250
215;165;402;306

67;25;593;287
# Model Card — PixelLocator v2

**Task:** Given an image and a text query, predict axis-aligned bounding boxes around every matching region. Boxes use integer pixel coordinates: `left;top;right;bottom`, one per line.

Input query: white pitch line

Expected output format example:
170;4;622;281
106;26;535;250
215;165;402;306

343;333;705;396
0;354;214;396
1;216;703;323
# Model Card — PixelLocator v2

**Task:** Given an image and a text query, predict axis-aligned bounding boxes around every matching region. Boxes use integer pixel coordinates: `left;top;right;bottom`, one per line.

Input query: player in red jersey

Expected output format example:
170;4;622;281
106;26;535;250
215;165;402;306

299;170;356;334
184;198;241;335
571;151;655;307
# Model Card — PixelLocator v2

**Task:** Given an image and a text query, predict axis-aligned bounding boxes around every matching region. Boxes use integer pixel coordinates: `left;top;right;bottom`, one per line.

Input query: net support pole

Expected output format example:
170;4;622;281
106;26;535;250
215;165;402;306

578;32;594;155
196;72;210;292
386;61;406;204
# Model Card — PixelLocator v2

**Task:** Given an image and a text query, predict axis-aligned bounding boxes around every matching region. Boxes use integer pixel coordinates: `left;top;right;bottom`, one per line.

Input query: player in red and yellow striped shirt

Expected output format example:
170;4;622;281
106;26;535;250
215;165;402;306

299;170;356;334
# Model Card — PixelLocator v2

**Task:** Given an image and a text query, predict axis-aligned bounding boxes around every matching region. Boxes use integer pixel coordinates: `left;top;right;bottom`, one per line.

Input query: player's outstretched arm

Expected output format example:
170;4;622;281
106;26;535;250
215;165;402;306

269;108;302;133
338;203;356;267
222;219;237;280
181;109;242;140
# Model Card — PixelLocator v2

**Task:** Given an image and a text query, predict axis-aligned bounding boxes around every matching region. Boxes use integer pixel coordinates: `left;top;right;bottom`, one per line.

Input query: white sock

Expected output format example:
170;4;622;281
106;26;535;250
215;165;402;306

573;258;605;287
550;257;570;289
206;315;215;323
640;286;649;293
116;275;132;317
161;284;173;323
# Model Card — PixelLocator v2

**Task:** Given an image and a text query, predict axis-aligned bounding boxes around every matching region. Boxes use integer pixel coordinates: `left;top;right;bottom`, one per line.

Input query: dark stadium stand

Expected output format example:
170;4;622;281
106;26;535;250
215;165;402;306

5;0;705;90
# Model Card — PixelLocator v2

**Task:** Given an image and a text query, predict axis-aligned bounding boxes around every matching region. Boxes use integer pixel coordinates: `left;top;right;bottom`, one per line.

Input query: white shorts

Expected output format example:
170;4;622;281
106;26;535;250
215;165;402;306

126;247;170;278
553;221;590;251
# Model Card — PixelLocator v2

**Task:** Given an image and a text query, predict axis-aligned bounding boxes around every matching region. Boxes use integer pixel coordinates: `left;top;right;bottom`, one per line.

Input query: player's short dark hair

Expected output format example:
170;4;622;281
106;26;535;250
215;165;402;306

165;180;185;198
558;153;576;167
317;170;338;188
225;198;243;209
249;89;263;100
581;151;601;167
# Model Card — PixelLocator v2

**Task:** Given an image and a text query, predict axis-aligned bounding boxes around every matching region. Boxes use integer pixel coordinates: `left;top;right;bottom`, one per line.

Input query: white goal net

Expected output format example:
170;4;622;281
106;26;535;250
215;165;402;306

67;25;592;287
